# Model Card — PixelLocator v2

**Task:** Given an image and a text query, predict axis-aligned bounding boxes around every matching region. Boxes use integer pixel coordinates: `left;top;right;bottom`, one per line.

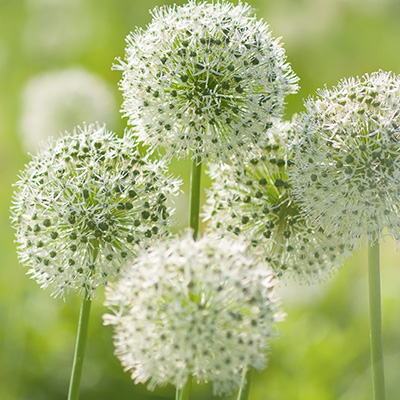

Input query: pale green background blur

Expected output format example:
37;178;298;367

1;0;400;399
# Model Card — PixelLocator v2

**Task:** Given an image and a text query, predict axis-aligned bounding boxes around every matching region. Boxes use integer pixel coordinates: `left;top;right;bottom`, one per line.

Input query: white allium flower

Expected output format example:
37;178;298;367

19;68;116;152
11;124;181;299
104;233;284;396
117;0;299;164
204;120;350;281
290;70;400;248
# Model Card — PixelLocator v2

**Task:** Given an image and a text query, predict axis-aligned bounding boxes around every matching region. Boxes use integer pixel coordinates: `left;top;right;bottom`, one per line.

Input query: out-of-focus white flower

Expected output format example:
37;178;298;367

104;233;284;396
11;124;181;299
24;0;91;59
204;119;351;281
116;0;299;164
290;70;400;248
19;68;117;152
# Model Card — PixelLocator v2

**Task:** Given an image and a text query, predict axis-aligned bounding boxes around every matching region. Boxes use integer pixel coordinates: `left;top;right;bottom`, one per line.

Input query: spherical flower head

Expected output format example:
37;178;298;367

11;124;181;299
116;0;299;164
204;119;351;282
19;68;117;152
290;70;400;248
104;233;284;396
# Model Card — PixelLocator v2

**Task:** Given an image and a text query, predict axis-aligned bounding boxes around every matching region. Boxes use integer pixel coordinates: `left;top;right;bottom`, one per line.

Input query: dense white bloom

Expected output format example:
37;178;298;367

104;233;284;395
290;70;400;248
117;0;299;164
19;68;116;152
204;120;350;281
11;124;180;299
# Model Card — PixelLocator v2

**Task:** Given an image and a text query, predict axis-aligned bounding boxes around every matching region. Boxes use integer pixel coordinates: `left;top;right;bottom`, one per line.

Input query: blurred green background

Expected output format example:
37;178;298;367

1;0;400;399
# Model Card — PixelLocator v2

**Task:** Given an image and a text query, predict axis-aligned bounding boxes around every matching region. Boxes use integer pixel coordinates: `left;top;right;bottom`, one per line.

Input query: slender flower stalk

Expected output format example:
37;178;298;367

189;157;202;240
368;241;386;400
176;376;192;400
236;368;254;400
67;294;92;400
177;156;202;400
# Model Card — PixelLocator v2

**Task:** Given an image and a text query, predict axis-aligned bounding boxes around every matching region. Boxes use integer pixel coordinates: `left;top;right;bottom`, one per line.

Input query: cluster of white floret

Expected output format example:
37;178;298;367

11;0;400;397
204;120;351;282
12;124;180;299
290;70;400;248
117;0;298;165
104;233;284;395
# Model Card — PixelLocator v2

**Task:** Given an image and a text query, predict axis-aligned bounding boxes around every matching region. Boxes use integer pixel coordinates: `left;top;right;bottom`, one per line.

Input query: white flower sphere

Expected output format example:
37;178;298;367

117;0;299;164
104;233;284;396
204;120;350;281
19;68;117;152
11;124;180;299
290;70;400;248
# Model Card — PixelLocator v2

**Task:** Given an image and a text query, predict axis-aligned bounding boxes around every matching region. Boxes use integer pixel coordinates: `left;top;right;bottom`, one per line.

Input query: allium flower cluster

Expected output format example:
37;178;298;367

19;68;116;152
204;120;350;281
290;70;400;248
11;124;180;299
104;233;284;396
117;0;299;164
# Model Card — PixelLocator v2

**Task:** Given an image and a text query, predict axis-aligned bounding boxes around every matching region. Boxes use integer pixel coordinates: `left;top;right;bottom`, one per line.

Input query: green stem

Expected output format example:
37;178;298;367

67;293;92;400
368;240;386;400
176;376;193;400
236;367;254;400
189;156;202;240
175;157;202;400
